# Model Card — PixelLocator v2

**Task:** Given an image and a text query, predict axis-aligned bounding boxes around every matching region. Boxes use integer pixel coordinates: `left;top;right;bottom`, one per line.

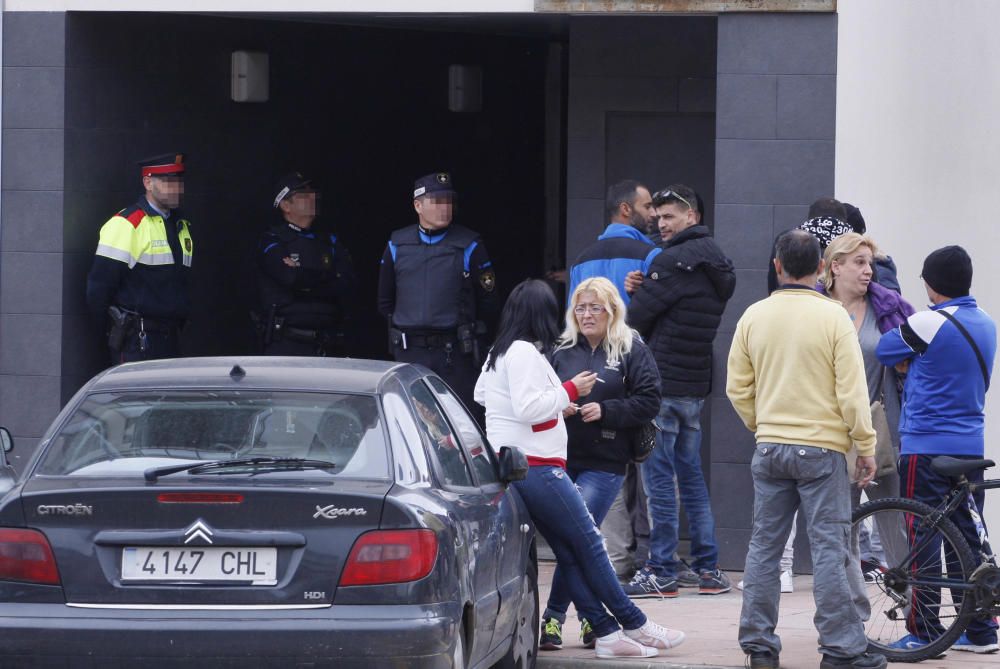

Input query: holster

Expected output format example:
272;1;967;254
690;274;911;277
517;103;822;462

107;306;138;351
457;321;488;364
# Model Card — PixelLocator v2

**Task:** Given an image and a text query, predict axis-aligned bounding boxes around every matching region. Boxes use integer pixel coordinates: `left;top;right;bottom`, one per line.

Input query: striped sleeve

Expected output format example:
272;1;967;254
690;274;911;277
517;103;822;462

94;216;140;268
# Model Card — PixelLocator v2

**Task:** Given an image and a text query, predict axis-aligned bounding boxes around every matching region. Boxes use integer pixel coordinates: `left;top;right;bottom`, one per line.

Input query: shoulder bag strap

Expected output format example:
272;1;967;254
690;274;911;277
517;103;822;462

939;310;991;390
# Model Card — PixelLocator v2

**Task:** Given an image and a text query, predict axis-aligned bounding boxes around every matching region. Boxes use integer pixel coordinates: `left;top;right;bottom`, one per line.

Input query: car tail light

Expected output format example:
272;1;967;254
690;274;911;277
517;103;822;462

0;529;60;585
339;529;437;586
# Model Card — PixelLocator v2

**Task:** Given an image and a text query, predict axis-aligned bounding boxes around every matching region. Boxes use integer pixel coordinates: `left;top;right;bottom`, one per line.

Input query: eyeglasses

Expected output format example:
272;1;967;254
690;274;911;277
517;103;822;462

573;304;607;316
652;189;693;211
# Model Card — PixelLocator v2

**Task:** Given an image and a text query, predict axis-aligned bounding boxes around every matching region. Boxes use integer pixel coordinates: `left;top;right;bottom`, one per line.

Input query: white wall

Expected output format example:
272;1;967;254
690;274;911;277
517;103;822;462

837;0;1000;534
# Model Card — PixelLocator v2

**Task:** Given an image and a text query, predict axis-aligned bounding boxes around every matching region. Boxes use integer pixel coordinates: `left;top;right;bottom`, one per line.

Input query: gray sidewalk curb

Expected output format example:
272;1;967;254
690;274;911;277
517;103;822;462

538;657;740;669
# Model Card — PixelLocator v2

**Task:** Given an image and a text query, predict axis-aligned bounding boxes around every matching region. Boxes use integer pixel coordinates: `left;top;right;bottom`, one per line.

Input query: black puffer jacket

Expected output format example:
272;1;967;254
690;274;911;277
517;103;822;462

551;334;661;475
627;225;736;397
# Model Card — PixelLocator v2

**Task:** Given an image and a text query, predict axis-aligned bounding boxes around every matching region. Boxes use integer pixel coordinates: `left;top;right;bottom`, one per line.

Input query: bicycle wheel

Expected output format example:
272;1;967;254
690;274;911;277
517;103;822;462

852;497;978;662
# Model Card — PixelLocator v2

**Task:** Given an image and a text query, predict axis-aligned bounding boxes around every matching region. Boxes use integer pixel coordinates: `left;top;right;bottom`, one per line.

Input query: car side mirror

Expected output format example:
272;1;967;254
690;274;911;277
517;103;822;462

497;446;528;484
0;428;12;454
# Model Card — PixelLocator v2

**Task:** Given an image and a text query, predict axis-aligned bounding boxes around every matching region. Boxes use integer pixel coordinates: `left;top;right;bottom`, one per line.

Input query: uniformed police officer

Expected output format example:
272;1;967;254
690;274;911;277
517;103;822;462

86;153;192;364
377;172;497;412
256;173;357;356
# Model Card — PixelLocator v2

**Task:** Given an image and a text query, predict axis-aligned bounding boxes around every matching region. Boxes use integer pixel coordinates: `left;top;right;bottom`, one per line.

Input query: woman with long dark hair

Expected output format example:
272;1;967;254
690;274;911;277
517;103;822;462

475;279;685;659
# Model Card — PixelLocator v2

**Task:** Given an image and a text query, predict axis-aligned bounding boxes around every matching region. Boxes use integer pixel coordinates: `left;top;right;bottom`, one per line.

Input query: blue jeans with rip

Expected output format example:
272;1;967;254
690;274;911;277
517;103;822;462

514;465;646;637
642;395;719;578
543;467;627;624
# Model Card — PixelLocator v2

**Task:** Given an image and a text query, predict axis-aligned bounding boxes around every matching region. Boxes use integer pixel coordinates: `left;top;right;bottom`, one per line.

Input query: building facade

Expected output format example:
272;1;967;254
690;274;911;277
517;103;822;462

8;1;994;567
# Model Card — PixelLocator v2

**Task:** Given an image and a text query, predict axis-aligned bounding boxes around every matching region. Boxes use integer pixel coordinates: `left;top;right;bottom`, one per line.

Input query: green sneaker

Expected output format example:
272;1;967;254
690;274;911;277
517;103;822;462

580;618;596;649
540;617;562;650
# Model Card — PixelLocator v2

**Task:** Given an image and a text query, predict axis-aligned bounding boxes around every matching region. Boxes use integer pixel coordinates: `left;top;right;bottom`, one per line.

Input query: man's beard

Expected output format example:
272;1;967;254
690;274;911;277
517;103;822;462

629;210;650;233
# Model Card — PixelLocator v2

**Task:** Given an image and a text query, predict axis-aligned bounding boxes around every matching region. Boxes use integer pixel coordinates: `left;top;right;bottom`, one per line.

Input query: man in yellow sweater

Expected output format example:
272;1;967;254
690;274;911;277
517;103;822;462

726;229;884;669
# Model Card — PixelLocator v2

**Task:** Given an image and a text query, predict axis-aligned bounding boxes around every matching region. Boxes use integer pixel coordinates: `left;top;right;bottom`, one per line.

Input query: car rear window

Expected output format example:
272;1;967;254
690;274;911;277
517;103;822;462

35;391;389;479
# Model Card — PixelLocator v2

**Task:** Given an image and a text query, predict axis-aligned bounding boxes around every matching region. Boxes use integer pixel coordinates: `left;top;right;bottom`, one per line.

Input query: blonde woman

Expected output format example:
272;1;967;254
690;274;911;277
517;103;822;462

539;277;662;651
820;233;914;577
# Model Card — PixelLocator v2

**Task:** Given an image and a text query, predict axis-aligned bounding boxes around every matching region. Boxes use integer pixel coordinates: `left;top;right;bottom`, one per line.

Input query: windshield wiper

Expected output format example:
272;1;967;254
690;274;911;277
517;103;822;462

144;457;337;482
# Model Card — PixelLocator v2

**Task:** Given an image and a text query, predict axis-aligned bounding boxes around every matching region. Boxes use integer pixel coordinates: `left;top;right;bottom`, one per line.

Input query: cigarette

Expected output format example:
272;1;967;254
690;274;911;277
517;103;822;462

595;377;605;383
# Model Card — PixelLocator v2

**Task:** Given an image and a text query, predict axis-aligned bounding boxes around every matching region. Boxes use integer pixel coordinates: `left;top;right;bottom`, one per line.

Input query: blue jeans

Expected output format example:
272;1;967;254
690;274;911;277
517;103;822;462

514;466;645;637
642;395;718;578
543;467;626;623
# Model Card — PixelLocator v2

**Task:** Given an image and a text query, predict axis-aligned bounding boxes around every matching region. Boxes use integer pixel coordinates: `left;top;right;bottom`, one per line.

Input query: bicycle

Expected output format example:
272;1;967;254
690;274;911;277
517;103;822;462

851;455;1000;662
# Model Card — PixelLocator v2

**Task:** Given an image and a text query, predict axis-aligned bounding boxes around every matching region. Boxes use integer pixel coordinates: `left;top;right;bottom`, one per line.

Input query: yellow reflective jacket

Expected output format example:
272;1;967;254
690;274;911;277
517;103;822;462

85;199;193;321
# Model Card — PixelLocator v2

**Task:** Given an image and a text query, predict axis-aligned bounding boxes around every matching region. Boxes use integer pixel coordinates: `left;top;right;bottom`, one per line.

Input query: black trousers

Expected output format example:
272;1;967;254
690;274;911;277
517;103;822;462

111;328;179;365
391;343;482;424
264;338;326;356
900;453;998;645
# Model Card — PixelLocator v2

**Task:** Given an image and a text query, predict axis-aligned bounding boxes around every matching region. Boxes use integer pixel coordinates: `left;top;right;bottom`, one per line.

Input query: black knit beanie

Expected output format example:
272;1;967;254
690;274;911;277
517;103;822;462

921;245;972;298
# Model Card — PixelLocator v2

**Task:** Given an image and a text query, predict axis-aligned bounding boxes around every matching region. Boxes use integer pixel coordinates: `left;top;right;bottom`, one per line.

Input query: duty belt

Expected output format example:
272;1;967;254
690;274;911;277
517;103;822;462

281;325;326;343
391;328;457;350
134;317;179;333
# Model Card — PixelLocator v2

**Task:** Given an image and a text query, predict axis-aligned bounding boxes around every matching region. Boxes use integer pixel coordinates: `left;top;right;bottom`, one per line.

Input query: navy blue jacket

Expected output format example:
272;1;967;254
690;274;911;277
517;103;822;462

551;334;661;474
876;296;997;456
568;223;661;305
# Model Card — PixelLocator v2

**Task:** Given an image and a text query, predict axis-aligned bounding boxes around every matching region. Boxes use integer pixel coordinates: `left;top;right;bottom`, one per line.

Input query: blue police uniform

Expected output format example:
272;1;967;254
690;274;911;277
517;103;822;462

257;173;357;356
377;172;497;412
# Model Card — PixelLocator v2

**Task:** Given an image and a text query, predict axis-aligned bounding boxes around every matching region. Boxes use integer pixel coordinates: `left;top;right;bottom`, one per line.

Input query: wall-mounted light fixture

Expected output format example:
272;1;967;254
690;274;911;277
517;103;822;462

448;65;482;113
231;51;269;103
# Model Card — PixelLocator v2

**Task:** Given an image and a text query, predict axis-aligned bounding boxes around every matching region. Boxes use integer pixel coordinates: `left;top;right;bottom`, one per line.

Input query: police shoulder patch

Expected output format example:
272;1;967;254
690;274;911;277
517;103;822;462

480;269;496;292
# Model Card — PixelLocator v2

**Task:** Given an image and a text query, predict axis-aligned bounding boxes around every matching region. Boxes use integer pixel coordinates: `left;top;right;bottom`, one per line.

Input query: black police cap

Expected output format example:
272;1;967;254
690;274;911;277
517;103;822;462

413;172;457;199
273;172;313;208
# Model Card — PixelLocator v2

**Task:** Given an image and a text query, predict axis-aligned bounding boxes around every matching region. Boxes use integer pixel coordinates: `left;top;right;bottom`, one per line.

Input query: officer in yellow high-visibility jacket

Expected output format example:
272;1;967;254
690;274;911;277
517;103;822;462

86;153;193;364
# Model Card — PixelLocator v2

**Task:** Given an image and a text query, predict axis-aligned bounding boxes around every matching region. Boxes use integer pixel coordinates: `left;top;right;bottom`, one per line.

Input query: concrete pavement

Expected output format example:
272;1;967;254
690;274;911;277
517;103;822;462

534;561;991;669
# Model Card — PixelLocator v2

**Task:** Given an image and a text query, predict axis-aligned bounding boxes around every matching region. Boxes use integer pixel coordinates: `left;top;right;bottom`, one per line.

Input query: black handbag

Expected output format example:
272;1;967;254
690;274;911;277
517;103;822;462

631;419;660;463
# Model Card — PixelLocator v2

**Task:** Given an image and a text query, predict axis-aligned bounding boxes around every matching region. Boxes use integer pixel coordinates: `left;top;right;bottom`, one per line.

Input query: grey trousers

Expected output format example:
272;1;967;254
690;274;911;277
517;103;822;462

739;443;868;660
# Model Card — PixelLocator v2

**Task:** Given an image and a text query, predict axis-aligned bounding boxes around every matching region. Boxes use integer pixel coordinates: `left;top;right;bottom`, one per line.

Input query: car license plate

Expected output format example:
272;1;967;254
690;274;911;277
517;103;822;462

121;547;277;585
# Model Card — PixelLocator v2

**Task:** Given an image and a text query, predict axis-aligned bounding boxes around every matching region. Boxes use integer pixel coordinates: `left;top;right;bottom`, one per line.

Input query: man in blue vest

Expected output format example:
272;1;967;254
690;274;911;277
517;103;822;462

377;172;497;413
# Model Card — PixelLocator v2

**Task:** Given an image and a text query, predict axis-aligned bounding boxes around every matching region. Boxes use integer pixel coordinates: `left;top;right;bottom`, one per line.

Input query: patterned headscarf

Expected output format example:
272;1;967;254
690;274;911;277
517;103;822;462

799;216;853;250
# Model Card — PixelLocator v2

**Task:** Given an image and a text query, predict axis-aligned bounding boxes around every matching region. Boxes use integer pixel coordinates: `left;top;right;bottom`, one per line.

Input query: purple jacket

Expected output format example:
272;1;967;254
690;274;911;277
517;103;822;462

817;280;915;334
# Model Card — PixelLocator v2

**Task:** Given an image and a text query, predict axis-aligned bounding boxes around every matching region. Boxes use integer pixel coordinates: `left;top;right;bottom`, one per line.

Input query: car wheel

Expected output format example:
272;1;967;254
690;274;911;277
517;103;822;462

493;544;539;669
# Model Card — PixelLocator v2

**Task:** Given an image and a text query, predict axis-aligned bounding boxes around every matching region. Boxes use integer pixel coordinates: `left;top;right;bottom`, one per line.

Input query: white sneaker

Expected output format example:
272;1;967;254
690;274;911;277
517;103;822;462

736;571;793;593
624;620;686;650
594;630;659;658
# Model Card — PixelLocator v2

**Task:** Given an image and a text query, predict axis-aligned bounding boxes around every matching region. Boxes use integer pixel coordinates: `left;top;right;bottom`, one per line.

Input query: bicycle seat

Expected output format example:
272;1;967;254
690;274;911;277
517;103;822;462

930;456;995;477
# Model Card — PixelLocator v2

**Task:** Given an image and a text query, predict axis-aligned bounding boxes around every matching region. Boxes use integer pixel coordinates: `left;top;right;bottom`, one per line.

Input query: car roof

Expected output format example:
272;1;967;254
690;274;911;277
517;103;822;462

87;356;411;394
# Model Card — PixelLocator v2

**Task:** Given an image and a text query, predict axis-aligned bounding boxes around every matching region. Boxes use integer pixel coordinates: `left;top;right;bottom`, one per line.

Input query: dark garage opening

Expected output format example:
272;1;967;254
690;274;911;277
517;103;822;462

61;12;566;394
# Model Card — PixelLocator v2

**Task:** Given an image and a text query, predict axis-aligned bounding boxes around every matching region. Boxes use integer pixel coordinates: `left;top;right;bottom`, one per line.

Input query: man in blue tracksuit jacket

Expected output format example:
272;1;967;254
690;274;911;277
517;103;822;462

876;245;998;653
568;180;660;305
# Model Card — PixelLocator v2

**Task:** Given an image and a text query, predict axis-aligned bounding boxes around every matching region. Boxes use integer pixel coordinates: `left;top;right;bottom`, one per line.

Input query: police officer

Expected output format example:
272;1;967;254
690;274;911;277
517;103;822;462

256;172;357;356
377;172;497;412
86;153;192;364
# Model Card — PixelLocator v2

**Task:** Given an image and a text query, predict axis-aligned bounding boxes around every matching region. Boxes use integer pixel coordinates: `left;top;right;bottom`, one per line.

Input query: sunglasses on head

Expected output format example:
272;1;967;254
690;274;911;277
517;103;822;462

653;189;694;211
